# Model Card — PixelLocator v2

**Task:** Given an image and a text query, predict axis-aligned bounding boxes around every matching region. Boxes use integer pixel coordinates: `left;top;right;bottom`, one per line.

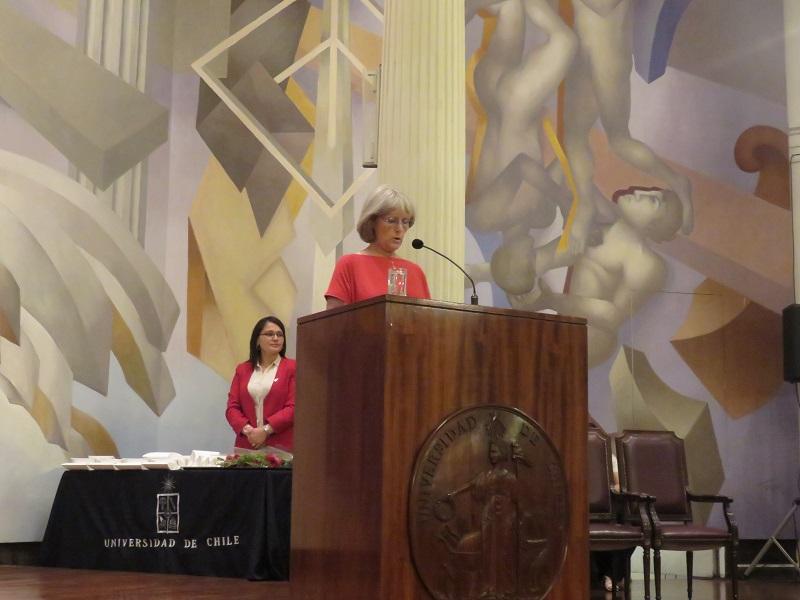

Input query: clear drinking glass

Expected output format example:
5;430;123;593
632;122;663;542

387;266;408;296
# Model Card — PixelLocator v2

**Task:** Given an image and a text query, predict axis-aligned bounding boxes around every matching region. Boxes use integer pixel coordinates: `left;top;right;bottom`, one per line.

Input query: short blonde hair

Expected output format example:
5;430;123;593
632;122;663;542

356;184;416;243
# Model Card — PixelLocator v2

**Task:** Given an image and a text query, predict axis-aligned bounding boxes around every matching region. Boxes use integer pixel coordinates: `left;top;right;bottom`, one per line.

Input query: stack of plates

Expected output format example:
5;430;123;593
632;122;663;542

142;452;182;470
61;456;123;470
61;451;223;470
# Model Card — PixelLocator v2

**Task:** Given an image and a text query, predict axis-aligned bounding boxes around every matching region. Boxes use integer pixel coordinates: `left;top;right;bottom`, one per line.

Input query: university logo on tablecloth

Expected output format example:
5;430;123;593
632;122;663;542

156;475;179;534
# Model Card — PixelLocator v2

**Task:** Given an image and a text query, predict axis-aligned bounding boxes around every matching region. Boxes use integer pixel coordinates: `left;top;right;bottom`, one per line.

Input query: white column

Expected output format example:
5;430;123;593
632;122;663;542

77;0;151;243
379;0;466;302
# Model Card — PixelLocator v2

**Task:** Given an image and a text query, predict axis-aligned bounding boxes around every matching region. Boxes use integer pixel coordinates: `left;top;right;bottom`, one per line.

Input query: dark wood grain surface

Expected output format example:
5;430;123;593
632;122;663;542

292;297;588;600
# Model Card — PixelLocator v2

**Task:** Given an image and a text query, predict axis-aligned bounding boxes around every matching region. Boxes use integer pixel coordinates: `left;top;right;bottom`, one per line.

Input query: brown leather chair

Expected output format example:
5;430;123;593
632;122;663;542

589;428;656;599
615;430;738;600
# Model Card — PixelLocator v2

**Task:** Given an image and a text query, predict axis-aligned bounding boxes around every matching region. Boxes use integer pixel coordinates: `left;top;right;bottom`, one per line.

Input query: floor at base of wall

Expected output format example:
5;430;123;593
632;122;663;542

0;543;40;566
737;538;798;581
4;539;798;579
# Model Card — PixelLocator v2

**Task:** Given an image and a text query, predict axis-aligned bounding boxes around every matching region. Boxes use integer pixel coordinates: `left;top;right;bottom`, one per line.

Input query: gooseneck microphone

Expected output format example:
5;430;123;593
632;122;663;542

412;238;479;305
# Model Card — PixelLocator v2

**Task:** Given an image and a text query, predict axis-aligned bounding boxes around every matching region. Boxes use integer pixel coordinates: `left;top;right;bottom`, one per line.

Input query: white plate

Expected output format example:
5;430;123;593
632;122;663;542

142;452;181;460
90;462;117;470
115;460;145;470
191;450;220;458
143;461;178;470
62;462;91;470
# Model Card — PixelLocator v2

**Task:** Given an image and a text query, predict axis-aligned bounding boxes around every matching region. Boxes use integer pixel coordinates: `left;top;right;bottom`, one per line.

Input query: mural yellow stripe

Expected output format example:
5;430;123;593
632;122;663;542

71;407;119;457
466;12;497;196
31;388;60;445
186;222;206;358
111;306;157;411
284;77;316;219
542;117;579;254
0;308;18;344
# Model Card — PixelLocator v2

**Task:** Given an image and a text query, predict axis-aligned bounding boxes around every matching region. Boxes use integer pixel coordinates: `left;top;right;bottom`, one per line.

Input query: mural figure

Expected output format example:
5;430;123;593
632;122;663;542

493;187;682;365
467;0;575;241
564;0;693;250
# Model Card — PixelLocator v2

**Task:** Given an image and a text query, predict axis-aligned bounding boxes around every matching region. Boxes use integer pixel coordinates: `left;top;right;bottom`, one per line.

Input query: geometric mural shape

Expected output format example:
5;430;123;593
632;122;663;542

632;0;693;83
87;258;175;416
31;387;64;448
195;0;309;126
671;279;782;418
665;0;787;105
171;0;232;76
733;125;790;210
0;187;112;393
245;131;314;232
192;0;374;222
0;151;179;352
22;311;75;450
228;0;311;85
0;150;178;432
0;331;38;412
187;157;297;379
0;308;107;456
0;265;20;344
0;2;168;190
187;222;237;380
610;345;724;524
196;0;313;236
0;397;68;542
70;406;119;457
198;63;313;188
197;61;313;233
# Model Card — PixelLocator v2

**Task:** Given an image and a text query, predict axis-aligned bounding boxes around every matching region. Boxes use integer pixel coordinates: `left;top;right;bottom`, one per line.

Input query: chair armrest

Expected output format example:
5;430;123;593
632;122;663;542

615;490;655;503
613;489;655;537
687;491;738;535
687;492;733;505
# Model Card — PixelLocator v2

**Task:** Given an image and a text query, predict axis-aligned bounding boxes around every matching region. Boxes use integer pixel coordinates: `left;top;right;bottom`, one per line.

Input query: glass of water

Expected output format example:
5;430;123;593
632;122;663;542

387;266;408;296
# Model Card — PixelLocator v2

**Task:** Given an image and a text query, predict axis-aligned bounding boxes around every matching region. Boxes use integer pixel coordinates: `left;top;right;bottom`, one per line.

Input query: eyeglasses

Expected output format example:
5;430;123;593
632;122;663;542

380;216;412;229
260;331;284;339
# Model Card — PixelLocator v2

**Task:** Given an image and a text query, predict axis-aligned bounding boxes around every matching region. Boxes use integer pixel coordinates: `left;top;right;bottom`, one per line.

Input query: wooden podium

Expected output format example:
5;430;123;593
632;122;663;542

291;296;587;599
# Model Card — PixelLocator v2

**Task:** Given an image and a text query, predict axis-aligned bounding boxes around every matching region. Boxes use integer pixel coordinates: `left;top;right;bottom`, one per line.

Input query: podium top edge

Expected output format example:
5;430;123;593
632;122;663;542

297;295;587;326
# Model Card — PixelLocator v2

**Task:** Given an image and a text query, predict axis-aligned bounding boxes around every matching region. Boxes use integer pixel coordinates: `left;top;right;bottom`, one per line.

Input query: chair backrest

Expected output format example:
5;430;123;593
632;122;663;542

587;428;614;519
615;430;692;522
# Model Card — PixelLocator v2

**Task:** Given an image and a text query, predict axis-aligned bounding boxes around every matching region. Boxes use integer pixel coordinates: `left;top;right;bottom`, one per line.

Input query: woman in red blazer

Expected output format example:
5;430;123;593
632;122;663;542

225;316;296;452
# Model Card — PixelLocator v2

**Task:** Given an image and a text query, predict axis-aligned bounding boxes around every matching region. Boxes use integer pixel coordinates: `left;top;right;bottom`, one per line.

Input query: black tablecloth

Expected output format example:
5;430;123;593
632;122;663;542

40;468;291;580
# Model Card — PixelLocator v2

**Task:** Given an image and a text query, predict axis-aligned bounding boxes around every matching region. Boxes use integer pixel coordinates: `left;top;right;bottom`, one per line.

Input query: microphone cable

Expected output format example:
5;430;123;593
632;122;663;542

411;238;479;305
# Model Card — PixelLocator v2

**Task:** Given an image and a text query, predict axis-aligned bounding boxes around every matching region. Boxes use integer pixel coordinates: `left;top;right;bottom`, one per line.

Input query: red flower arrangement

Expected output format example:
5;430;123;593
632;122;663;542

218;453;289;468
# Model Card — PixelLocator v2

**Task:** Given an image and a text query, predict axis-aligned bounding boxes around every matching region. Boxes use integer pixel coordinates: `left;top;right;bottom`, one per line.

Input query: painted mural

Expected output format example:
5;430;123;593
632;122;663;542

0;0;795;555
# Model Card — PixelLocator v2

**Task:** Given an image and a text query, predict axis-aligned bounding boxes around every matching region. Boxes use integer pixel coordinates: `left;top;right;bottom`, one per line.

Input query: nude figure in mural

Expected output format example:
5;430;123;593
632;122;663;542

563;0;693;252
466;0;576;241
492;186;682;365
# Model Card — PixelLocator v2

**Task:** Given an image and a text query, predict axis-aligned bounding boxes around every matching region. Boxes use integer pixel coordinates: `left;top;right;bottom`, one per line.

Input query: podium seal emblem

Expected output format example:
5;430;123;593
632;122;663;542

408;405;568;600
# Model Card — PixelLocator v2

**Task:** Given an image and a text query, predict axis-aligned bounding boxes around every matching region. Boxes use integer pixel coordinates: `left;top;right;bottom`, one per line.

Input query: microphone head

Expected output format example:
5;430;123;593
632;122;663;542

411;238;424;249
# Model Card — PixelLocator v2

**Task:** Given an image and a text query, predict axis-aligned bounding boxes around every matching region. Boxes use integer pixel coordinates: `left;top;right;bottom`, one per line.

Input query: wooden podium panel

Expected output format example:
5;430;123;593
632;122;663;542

291;297;587;599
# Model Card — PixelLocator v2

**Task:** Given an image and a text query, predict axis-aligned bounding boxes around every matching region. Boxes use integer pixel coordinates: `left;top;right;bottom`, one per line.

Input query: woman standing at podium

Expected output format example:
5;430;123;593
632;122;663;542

325;185;430;309
225;316;295;453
